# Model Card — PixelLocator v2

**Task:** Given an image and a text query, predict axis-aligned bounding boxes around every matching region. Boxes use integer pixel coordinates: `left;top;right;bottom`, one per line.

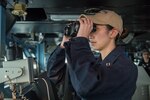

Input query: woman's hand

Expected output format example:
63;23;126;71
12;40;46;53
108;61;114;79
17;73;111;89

77;18;93;38
60;35;71;48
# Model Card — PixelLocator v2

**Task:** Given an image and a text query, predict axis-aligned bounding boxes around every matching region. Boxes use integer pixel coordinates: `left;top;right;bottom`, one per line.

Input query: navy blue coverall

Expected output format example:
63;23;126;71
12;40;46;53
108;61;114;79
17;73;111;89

47;37;138;100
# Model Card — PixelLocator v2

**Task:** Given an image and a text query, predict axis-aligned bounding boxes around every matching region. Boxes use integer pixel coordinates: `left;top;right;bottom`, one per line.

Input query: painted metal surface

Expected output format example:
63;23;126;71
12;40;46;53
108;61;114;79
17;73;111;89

0;5;6;60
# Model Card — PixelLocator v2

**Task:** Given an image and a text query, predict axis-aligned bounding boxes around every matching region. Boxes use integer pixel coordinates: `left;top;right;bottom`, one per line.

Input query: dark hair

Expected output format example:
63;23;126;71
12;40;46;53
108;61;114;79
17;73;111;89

120;28;129;39
105;24;114;31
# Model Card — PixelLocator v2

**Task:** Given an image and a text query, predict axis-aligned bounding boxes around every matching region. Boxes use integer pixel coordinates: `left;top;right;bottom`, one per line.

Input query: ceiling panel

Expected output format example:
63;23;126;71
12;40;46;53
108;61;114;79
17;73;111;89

5;0;150;44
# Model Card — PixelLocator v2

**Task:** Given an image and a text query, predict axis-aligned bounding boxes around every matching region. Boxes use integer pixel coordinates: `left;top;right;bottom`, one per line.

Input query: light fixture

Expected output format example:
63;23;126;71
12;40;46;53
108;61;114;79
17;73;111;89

11;3;27;20
49;15;79;21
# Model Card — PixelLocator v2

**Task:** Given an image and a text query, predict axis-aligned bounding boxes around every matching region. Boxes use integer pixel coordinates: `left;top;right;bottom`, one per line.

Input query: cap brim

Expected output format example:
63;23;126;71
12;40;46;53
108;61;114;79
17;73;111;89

79;14;107;25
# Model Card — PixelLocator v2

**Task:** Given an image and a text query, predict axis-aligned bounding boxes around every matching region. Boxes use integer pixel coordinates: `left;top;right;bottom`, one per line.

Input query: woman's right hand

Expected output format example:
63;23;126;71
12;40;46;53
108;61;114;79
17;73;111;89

77;17;93;38
60;35;71;48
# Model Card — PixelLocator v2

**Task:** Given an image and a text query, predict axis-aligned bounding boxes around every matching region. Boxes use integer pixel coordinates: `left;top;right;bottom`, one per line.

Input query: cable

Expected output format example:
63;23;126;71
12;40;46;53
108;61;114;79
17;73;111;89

41;78;50;100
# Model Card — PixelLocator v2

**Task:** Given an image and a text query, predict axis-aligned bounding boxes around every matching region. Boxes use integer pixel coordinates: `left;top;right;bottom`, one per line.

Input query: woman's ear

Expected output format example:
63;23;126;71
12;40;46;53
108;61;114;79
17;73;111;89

109;29;119;38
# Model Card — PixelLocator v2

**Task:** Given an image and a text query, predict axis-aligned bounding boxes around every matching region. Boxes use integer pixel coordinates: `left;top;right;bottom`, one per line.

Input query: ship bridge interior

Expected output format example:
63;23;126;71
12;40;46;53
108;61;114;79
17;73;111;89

0;0;150;100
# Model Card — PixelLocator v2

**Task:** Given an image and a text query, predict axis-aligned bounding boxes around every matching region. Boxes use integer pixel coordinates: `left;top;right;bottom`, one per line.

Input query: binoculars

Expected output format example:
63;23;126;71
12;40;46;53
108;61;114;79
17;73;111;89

64;21;96;37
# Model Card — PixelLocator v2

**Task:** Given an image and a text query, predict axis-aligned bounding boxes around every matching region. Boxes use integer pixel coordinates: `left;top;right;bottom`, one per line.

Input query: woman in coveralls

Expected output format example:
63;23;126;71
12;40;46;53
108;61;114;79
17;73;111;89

47;10;138;100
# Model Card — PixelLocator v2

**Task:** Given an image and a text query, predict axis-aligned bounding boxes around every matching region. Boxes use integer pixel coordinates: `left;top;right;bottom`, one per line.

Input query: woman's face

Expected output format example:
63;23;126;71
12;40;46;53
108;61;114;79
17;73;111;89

89;25;112;51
